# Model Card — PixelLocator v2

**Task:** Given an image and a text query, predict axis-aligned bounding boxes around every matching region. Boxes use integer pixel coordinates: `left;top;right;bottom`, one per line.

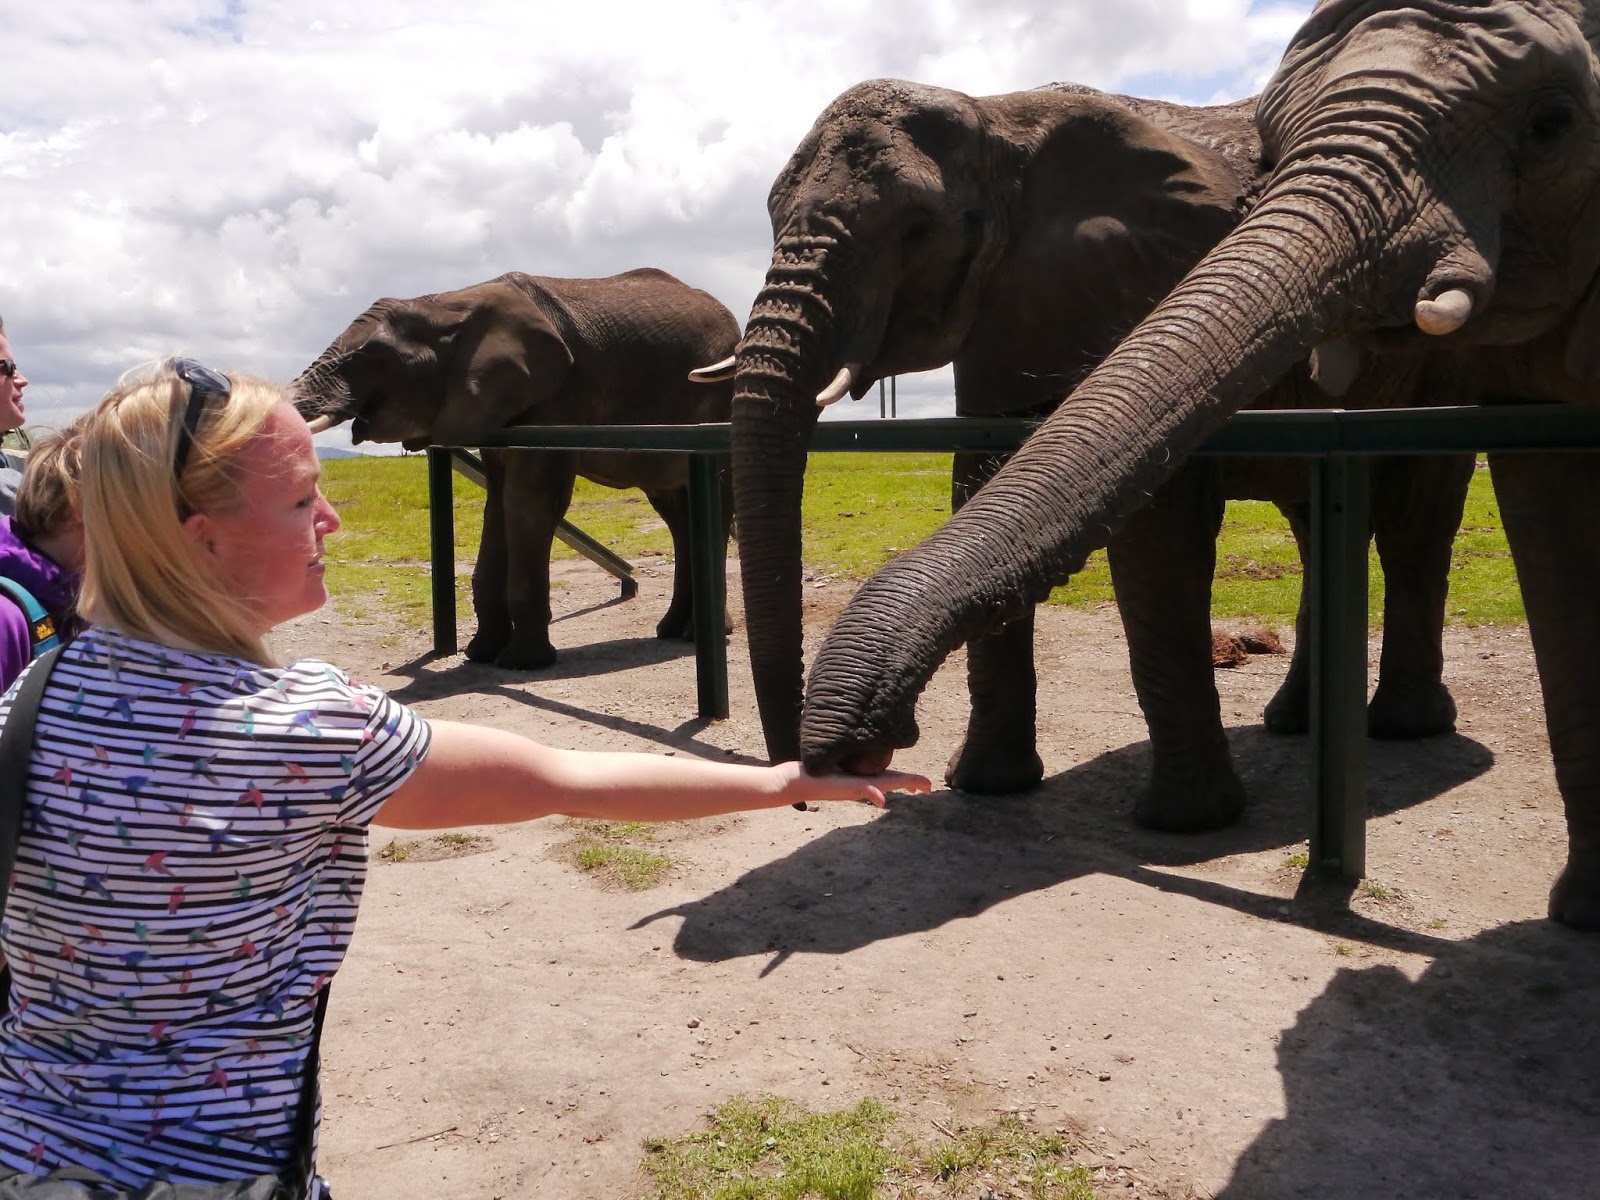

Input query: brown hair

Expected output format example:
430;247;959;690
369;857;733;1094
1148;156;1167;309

12;420;84;543
76;359;286;664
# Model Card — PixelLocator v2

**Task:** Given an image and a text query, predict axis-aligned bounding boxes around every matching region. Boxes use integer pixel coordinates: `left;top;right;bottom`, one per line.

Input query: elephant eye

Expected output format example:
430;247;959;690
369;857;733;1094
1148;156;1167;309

902;219;934;248
1525;97;1576;147
1528;107;1572;143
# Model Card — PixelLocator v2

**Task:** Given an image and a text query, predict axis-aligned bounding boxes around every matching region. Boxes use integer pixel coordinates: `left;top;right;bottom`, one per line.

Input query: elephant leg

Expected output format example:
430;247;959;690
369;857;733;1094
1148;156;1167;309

1262;500;1315;734
946;451;1044;794
646;486;698;640
465;450;512;663
494;450;576;670
1107;459;1244;831
1366;453;1473;738
1487;449;1600;930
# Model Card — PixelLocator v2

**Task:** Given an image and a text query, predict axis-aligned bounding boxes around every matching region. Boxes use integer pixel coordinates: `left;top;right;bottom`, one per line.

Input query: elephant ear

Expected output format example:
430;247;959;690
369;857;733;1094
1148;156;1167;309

431;280;575;446
1563;266;1600;381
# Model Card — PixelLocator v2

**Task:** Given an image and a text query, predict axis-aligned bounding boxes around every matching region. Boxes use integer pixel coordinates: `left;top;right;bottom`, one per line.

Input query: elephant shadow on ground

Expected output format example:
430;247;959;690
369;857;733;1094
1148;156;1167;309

635;727;1493;969
1214;919;1600;1200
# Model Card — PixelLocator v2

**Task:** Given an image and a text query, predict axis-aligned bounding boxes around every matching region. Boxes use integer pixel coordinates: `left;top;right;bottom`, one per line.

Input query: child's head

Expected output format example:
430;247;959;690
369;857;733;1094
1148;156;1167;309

12;419;85;567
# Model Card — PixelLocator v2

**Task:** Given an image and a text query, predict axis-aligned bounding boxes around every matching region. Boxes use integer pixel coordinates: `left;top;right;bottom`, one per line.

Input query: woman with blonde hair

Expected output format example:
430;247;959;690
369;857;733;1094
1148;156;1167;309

0;420;85;692
0;358;927;1197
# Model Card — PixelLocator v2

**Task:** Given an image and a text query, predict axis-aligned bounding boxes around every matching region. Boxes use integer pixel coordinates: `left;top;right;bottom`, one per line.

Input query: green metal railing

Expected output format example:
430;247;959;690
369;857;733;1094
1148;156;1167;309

425;403;1600;880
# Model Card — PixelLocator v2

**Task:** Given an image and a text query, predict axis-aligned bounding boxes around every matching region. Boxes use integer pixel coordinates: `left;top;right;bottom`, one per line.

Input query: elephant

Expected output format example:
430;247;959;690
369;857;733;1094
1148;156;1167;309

293;268;739;669
729;76;1474;832
798;0;1600;930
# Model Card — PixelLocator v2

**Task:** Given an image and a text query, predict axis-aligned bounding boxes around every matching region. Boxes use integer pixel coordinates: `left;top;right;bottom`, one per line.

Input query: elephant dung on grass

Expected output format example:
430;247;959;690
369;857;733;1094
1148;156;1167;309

294;268;738;669
800;0;1600;930
732;75;1473;833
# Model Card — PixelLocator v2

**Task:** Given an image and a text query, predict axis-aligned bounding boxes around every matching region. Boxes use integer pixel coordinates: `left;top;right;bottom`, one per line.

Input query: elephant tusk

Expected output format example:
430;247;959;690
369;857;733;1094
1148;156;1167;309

1414;289;1474;336
1308;338;1361;398
305;415;341;434
688;355;737;383
815;363;861;407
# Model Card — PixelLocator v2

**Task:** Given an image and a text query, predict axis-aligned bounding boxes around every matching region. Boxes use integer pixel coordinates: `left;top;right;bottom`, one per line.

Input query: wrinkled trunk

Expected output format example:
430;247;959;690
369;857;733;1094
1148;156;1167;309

799;189;1375;768
289;346;357;421
734;229;857;763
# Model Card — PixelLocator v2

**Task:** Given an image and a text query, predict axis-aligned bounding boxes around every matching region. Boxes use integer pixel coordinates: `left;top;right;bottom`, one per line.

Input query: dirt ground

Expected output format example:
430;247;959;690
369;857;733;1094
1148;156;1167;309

273;554;1599;1200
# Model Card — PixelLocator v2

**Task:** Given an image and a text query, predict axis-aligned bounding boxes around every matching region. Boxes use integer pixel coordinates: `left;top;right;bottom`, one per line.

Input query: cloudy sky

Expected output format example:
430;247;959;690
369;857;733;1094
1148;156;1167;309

2;0;1314;441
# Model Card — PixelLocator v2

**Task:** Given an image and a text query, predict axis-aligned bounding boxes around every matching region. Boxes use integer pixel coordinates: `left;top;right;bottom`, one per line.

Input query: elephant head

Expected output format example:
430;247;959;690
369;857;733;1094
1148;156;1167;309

799;0;1600;769
293;275;576;449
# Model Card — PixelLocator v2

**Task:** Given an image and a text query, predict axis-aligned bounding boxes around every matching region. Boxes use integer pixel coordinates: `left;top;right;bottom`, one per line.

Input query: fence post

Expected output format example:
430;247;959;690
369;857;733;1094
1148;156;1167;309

1307;455;1370;877
688;453;730;718
427;448;458;656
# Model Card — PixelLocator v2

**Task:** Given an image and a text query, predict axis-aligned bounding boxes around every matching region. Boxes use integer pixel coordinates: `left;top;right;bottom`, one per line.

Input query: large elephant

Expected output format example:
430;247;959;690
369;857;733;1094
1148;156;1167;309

294;268;738;669
731;78;1473;831
799;0;1600;929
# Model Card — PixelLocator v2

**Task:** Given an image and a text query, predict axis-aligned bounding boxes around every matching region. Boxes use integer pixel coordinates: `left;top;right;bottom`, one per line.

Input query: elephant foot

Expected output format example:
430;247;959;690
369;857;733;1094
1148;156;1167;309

944;737;1044;795
1549;852;1600;930
1134;766;1246;833
655;607;734;641
1263;679;1309;736
1367;681;1457;740
493;636;558;671
464;629;510;664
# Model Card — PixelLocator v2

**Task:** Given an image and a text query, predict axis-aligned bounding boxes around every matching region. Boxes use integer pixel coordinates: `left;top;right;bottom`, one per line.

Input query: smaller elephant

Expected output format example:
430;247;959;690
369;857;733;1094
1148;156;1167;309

293;268;738;669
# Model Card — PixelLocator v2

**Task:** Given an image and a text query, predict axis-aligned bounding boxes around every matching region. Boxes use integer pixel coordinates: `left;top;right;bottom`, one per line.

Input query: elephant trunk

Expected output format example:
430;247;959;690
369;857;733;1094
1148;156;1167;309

734;228;864;763
289;345;357;425
798;189;1377;770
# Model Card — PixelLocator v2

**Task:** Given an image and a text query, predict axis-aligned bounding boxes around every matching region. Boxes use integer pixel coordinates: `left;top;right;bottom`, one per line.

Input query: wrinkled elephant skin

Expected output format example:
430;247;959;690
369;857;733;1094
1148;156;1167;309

733;77;1469;836
294;268;738;669
800;0;1600;930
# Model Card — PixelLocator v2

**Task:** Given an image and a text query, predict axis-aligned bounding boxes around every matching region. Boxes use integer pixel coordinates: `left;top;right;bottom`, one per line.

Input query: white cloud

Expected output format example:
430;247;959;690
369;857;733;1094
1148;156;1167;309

0;0;1314;434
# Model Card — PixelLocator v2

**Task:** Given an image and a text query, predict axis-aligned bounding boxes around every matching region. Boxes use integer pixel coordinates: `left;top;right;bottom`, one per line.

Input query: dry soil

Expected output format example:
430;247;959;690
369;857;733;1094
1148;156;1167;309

273;554;1598;1200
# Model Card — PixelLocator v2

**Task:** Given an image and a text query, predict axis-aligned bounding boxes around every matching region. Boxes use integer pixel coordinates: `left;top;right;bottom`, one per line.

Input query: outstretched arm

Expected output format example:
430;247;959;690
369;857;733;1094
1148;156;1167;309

376;719;930;830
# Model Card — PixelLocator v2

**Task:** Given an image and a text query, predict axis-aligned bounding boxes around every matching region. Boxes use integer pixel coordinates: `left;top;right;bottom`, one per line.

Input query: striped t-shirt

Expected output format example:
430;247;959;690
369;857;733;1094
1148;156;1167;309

0;626;431;1186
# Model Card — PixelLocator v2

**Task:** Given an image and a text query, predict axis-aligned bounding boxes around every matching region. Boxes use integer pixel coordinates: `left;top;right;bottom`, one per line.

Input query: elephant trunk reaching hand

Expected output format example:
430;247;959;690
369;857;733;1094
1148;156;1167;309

800;0;1600;929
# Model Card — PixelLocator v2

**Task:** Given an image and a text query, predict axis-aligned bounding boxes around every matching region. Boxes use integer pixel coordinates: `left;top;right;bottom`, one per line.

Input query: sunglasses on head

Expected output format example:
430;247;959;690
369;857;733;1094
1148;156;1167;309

172;358;233;479
0;359;17;379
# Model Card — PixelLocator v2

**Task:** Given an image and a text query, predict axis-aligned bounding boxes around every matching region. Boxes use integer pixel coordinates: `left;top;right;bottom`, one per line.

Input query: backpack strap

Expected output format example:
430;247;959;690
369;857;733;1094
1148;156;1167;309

0;576;60;657
1;645;64;1014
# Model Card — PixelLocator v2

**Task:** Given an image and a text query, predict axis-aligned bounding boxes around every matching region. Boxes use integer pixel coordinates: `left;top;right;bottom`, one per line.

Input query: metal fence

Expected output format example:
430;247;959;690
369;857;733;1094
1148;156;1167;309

425;403;1600;880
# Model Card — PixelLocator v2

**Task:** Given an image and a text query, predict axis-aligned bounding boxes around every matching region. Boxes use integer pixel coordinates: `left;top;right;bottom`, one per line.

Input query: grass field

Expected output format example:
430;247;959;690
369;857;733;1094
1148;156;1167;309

318;452;1524;629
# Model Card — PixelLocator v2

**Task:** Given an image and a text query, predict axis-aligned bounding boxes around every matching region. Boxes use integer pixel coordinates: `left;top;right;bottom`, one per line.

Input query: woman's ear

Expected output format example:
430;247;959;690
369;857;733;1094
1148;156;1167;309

182;511;216;555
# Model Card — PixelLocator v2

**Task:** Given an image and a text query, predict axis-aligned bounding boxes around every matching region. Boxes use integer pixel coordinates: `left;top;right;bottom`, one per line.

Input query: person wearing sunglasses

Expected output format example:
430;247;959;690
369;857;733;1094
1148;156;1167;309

0;316;30;518
0;358;928;1196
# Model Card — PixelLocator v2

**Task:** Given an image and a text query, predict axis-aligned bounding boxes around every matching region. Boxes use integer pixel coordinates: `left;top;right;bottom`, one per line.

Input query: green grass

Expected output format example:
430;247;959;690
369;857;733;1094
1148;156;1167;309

318;453;1523;629
558;819;672;890
920;1116;1099;1199
642;1097;1102;1200
644;1096;899;1200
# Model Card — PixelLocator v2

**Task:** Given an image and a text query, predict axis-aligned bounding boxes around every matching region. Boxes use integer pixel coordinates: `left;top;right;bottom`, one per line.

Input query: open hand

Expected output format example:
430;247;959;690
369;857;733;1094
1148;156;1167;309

772;761;932;808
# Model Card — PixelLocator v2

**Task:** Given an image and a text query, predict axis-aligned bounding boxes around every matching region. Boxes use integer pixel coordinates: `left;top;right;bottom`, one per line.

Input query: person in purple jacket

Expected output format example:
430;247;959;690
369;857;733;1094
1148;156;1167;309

0;422;85;693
